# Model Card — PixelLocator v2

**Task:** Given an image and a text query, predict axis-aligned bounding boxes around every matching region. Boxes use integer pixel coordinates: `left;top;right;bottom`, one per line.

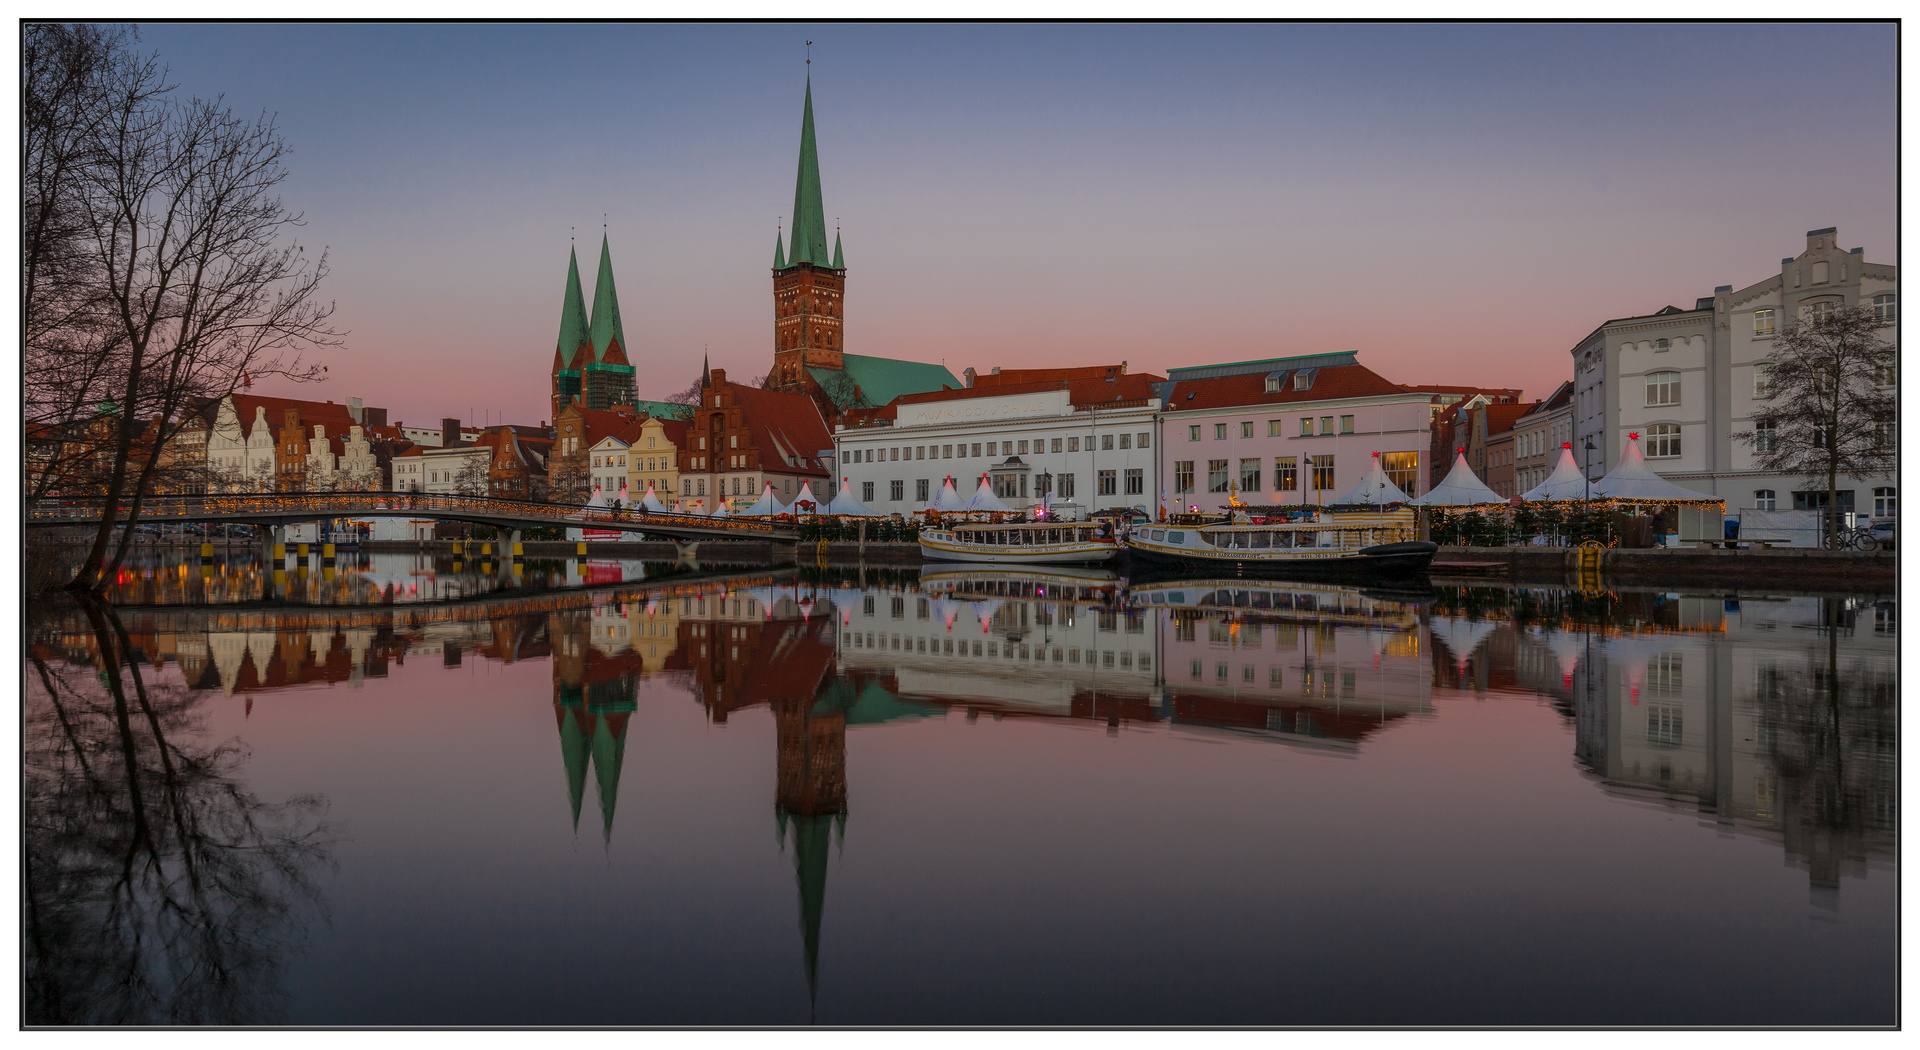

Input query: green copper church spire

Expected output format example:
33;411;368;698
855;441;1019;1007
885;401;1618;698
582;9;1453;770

831;230;843;269
588;233;627;361
556;245;590;365
773;228;786;269
788;76;832;267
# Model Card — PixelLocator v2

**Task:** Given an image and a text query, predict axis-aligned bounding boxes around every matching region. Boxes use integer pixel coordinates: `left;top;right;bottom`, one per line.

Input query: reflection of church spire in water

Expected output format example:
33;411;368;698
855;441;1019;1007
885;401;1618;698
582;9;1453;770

556;688;590;832
554;676;637;839
773;682;849;1022
783;812;834;1017
590;708;630;843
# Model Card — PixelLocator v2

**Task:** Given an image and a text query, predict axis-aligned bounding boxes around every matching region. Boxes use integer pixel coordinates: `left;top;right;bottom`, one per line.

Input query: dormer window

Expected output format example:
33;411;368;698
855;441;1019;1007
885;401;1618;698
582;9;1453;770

1293;368;1317;392
1654;338;1670;351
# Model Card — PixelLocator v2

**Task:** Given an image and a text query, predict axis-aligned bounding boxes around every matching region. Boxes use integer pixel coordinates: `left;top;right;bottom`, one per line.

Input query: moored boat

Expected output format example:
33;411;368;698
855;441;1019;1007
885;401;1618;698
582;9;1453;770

1122;509;1436;574
919;521;1121;564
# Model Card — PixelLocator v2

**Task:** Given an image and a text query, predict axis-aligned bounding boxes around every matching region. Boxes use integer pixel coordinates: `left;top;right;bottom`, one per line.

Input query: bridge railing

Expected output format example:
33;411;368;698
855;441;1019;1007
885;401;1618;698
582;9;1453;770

26;492;795;535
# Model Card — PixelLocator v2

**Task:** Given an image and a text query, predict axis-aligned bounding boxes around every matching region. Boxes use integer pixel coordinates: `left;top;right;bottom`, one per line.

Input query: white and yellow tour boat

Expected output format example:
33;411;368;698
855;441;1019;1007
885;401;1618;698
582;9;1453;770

1123;509;1437;574
919;521;1122;564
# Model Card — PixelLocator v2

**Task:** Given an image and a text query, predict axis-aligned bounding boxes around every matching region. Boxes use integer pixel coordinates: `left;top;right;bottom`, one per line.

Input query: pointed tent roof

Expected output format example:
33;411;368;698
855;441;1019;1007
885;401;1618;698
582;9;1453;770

964;476;1015;513
586;483;609;509
788;76;832;267
710;500;731;518
927;477;970;512
1591;434;1721;503
588;234;627;362
1408;452;1505;506
1333;453;1411;506
827;479;882;516
1521;444;1592;501
556;245;590;367
639;484;668;513
742;483;791;517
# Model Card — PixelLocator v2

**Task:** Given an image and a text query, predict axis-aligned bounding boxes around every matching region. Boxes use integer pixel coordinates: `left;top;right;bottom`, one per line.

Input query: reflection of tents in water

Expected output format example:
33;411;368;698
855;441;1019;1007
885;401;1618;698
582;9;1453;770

1429;615;1498;673
1538;627;1591;687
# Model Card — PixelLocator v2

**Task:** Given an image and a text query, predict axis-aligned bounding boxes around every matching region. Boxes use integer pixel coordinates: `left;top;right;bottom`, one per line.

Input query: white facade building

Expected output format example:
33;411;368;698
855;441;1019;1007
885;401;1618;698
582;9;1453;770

1573;227;1896;519
834;366;1162;517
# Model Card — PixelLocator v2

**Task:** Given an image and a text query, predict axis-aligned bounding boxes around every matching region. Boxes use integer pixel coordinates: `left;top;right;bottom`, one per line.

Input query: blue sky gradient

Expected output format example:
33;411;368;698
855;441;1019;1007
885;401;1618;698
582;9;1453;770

135;22;1897;427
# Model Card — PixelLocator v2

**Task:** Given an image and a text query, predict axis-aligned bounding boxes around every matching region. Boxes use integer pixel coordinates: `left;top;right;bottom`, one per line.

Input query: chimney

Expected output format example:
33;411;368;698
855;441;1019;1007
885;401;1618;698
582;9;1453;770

347;396;363;422
442;417;460;447
962;367;976;388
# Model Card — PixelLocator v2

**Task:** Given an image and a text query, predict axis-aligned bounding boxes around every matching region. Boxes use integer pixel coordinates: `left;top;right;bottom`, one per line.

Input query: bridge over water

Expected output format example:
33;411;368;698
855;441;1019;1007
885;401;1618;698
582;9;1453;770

27;493;800;543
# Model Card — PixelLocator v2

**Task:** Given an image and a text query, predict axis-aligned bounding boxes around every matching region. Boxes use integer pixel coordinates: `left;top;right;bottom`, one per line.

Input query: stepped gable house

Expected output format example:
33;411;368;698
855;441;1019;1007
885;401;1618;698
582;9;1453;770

762;76;959;424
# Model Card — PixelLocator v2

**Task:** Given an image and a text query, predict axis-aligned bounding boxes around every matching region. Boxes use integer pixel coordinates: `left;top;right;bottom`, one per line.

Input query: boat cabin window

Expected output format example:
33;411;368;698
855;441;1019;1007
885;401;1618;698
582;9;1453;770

1167;532;1184;543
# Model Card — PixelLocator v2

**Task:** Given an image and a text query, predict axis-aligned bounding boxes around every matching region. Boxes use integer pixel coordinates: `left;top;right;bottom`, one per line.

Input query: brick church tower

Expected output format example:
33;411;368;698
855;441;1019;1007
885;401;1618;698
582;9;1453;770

767;76;847;396
551;235;639;421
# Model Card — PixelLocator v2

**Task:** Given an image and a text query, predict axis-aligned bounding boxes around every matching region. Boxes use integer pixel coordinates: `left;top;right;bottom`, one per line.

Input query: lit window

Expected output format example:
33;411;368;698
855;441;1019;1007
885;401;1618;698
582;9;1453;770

1299;418;1312;436
1268;420;1282;437
1310;455;1335;490
1188;426;1201;442
1753;363;1773;398
1240;421;1254;439
1340;415;1354;434
1753;308;1775;337
1645;423;1681;458
1646;371;1680;406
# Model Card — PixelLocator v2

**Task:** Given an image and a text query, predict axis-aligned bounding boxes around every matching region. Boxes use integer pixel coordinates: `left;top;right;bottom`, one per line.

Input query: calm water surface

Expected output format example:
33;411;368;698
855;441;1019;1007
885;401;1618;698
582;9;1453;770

24;556;1896;1025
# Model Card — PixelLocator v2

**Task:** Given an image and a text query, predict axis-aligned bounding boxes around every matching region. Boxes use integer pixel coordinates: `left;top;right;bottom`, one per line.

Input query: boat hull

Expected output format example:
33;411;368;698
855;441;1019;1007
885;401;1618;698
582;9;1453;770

1123;539;1438;576
918;538;1119;564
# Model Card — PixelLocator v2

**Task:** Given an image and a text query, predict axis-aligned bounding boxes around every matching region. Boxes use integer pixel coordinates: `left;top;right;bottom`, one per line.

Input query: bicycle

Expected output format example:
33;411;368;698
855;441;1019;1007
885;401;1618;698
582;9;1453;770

1840;525;1882;551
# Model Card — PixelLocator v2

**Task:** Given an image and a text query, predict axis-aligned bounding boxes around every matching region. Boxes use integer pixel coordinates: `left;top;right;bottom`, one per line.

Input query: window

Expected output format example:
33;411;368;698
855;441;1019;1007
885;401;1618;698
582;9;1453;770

1239;421;1254;439
1753;308;1775;337
1654;337;1670;351
1873;293;1896;324
1188;426;1200;441
985;443;995;456
1339;415;1354;434
1317;416;1332;435
1645;423;1681;458
1051;438;1063;453
1753;422;1775;452
916;479;930;501
1811;261;1829;285
1268;420;1282;437
1310;455;1335;491
890;480;904;501
1753;363;1773;398
1101;434;1114;451
1647;704;1683;748
683;480;692;495
1174;461;1195;494
1098;469;1117;495
1239;458;1261;492
1299;418;1312;436
971;443;982;457
1273;456;1297;492
1264;374;1282;393
1213;423;1227;440
1058;473;1075;498
1381;451;1418;494
1118;433;1131;449
942;444;952;458
1874;420;1896;449
862;482;874;502
1873;356;1896;388
1646;371;1680;406
1874;487;1896;518
1805;300;1836;323
1124;468;1143;495
1138;432;1150;448
1207;460;1229;493
1293;371;1314;391
1753;489;1776;511
1066;437;1078;452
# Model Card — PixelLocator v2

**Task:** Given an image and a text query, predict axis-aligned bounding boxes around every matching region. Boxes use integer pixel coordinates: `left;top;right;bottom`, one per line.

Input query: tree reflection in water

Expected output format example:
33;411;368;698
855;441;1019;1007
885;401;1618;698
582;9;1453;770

23;595;337;1025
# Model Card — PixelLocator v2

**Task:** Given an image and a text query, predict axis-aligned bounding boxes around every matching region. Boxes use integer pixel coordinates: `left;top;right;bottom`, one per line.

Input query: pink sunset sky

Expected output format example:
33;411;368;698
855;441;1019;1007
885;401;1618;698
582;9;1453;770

137;23;1896;428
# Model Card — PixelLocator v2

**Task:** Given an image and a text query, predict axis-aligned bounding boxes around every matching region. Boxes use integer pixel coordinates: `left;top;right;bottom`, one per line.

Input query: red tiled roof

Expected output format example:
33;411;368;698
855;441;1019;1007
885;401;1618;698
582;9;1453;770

1480;402;1533;436
844;368;1166;428
568;405;645;445
971;364;1130;388
232;394;357;437
714;381;832;476
1161;363;1405;413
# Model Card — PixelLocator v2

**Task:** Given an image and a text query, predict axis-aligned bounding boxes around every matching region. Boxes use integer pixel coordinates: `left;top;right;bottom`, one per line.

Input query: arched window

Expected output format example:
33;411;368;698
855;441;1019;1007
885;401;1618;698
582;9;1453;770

1646;371;1680;407
1753;490;1775;511
1645;423;1681;458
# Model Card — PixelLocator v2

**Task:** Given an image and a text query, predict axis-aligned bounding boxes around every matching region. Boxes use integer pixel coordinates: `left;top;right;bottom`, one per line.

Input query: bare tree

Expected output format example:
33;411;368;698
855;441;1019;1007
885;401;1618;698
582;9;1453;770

663;376;704;407
25;23;342;592
452;453;492;497
1735;304;1896;547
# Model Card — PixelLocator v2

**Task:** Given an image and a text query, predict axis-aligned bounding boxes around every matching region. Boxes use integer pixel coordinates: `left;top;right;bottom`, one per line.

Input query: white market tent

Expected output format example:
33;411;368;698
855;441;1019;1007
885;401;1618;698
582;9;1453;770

1520;446;1593;502
709;500;730;518
739;483;791;517
616;480;630;505
963;476;1015;514
585;483;609;509
1332;454;1412;506
1590;434;1721;503
639;484;668;513
926;478;972;512
827;480;883;517
1407;452;1504;507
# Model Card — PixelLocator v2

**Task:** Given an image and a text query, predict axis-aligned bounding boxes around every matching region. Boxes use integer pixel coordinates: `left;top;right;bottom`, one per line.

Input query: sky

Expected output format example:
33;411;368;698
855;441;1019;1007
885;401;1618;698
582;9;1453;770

134;22;1897;429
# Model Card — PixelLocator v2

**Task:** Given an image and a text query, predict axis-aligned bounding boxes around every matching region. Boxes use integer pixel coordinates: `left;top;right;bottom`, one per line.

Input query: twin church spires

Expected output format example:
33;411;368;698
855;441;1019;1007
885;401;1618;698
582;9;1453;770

550;234;638;421
548;72;850;416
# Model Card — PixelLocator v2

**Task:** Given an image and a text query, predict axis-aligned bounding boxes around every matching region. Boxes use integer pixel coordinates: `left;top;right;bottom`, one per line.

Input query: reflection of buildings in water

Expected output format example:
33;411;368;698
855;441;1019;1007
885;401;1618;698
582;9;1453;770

1556;595;1896;892
1140;581;1431;750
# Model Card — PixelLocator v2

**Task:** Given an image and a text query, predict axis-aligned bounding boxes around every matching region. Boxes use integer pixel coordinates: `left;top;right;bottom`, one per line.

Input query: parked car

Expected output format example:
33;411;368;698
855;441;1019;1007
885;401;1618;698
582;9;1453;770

1869;520;1895;550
